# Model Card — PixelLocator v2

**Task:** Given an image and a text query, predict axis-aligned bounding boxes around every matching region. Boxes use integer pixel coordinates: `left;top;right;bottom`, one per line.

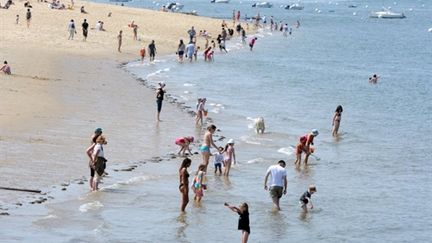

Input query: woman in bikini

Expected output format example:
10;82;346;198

332;105;343;137
179;158;192;212
200;124;219;172
223;139;236;176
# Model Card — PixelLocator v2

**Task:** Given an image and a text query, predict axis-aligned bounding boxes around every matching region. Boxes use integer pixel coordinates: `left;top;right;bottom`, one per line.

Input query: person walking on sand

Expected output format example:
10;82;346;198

304;129;319;165
92;135;108;191
224;202;250;243
133;25;138;41
82;19;89;41
299;185;317;213
200;125;219;171
0;61;11;75
249;37;257;51
223;139;236;176
26;9;31;28
140;46;146;63
195;98;207;126
264;160;287;211
85;128;103;190
187;26;196;43
192;164;206;202
148;40;156;62
117;30;123;52
68;19;76;40
156;82;165;121
175;136;194;156
179;158;192;212
332;105;343;137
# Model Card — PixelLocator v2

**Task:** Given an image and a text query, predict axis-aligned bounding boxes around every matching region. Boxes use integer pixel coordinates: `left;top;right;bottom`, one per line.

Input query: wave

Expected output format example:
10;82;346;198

277;147;294;156
79;201;104;212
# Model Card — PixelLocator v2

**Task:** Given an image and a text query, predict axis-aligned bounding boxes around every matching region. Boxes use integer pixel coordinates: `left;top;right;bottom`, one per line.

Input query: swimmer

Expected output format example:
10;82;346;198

369;74;379;84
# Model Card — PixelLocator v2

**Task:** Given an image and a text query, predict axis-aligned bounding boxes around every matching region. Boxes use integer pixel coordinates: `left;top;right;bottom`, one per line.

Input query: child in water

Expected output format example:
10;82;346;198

213;147;224;175
299;185;317;212
225;202;250;243
192;164;206;202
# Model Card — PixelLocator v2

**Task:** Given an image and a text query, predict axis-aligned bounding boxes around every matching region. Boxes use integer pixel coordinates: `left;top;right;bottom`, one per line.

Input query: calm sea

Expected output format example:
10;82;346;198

2;0;431;242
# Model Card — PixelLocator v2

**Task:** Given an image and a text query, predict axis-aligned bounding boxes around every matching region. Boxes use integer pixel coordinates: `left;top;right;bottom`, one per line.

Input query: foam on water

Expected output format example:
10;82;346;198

278;146;294;156
79;201;104;212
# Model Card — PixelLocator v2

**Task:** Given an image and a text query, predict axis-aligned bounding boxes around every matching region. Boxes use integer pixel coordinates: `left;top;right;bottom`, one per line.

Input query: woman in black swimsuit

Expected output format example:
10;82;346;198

332;105;343;137
179;158;192;212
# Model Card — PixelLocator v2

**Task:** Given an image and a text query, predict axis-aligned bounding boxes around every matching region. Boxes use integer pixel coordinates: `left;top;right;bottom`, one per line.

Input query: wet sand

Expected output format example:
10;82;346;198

0;1;223;211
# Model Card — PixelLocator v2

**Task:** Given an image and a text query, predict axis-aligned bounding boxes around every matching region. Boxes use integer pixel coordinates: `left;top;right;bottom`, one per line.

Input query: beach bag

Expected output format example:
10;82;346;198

203;110;208;116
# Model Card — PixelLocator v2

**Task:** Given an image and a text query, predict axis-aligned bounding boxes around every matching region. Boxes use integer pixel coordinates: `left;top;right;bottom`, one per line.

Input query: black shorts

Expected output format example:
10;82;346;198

215;163;222;169
156;99;163;112
178;51;184;56
90;167;95;177
150;52;155;57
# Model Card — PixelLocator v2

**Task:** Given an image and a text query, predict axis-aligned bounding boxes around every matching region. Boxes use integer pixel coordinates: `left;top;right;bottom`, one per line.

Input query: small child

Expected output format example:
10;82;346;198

224;202;250;243
194;46;200;61
299;185;317;212
213;147;224;175
192;164;206;202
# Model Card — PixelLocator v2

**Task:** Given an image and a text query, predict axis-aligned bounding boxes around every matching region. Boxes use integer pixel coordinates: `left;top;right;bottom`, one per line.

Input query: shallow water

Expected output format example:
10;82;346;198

2;0;431;242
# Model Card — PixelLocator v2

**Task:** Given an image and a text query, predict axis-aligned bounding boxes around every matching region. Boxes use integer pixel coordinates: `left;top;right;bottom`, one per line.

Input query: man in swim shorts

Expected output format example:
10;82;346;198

264;160;287;211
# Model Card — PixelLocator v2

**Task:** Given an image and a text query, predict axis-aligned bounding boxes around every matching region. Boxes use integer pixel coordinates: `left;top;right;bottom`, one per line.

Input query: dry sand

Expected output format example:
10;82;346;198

0;0;227;206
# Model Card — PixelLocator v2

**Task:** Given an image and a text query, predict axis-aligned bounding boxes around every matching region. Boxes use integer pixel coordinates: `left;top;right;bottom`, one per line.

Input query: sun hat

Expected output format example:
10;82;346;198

95;128;103;133
227;138;235;144
312;129;319;136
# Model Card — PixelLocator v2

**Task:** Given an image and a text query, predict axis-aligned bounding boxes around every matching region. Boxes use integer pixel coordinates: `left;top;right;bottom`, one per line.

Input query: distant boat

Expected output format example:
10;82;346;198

252;2;273;8
287;3;303;10
348;4;357;8
109;0;130;2
369;8;405;19
166;2;184;11
210;0;230;3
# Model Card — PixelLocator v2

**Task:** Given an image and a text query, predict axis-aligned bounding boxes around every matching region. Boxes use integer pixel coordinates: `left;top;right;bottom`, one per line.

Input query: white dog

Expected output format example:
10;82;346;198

254;117;265;134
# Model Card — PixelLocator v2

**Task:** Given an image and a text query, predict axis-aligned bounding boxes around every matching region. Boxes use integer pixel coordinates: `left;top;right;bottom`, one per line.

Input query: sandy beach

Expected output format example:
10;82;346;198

0;0;224;206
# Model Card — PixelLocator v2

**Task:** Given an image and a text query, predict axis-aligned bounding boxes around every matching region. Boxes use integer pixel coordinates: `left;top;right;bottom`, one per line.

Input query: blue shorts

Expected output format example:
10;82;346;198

214;163;222;169
200;145;210;153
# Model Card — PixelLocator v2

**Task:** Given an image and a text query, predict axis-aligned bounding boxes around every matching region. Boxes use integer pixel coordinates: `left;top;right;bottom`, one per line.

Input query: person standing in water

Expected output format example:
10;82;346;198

195;98;207;126
299;185;317;212
179;158;192;212
223;139;236;176
140;46;146;63
225;202;250;243
304;129;319;165
85;128;103;190
192;164;206;202
264;160;287;211
92;135;108;191
148;40;157;62
249;37;257;51
117;30;123;52
156;82;165;121
332;105;343;137
200;124;219;172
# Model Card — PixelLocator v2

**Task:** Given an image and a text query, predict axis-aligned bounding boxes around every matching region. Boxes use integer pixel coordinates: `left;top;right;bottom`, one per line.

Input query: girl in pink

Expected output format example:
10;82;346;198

223;139;236;176
175;136;194;156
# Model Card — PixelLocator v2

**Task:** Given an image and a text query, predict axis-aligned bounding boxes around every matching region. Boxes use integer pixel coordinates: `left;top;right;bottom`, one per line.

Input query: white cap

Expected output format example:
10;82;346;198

312;129;319;136
227;139;235;144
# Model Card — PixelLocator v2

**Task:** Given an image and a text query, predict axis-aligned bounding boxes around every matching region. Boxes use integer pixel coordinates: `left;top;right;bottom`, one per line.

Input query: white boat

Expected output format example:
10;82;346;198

212;0;230;3
369;9;405;19
166;2;184;11
288;3;303;10
252;2;273;8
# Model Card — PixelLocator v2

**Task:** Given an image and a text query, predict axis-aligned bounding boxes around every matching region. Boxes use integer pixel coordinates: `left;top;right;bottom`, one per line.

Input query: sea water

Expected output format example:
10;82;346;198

2;0;431;242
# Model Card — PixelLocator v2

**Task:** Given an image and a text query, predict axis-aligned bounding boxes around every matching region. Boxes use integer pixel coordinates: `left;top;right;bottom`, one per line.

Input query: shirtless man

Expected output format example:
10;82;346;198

200;125;219;172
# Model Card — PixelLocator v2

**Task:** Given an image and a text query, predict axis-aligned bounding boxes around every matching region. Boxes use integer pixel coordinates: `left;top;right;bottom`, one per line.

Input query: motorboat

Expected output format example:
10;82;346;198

369;8;405;19
252;2;273;8
348;4;357;8
287;3;303;10
211;0;230;3
166;2;184;11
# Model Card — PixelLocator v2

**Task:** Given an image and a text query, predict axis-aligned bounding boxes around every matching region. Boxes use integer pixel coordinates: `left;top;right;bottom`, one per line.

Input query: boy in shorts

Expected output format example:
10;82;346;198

299;185;317;212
